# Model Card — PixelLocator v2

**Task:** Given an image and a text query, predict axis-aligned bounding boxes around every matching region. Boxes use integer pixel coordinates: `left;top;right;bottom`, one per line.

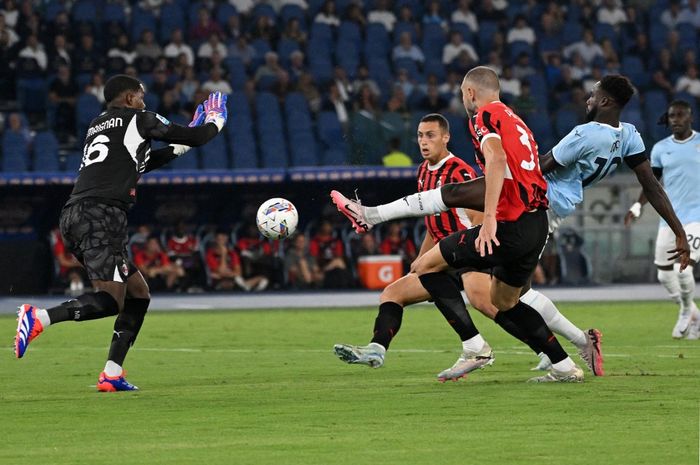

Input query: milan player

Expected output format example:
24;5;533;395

338;67;585;382
14;75;228;391
334;113;500;381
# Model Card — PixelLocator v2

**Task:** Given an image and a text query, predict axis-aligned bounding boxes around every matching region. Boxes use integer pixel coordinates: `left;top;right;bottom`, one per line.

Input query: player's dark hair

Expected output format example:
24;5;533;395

599;75;634;108
657;99;692;126
420;113;450;133
104;74;143;104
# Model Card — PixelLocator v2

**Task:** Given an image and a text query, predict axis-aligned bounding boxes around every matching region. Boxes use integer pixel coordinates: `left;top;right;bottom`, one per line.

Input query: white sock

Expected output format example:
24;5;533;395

462;333;485;353
658;267;682;307
364;188;447;225
520;289;587;348
676;263;696;311
104;360;123;377
551;356;575;372
35;309;51;328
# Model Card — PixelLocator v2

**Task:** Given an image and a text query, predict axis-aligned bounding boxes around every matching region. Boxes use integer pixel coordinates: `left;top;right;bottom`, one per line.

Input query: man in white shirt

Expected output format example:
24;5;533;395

680;0;700;27
442;31;478;66
198;33;227;59
661;1;684;29
451;0;478;33
563;29;604;66
392;32;425;64
367;0;396;32
675;65;700;97
18;34;47;70
202;66;233;94
506;15;535;45
596;0;628;27
164;29;194;67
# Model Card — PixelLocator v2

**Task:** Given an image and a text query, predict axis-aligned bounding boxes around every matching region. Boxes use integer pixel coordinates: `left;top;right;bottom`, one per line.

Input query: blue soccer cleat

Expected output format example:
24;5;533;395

15;304;44;359
97;372;139;392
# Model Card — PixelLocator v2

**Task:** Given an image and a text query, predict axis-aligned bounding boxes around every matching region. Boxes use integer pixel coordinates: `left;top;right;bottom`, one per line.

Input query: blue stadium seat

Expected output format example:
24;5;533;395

284;92;312;130
62;151;82;172
225;57;248;91
1;132;30;172
250;39;272;70
561;22;583;46
16;78;47;115
621;108;646;136
526;111;555;152
677;23;697;49
309;54;334;85
393;57;421;80
255;93;288;167
102;2;126;25
317;111;349;165
45;1;66;21
643;90;668;121
310;22;333;43
336;38;361;77
621;56;649;89
215;3;238;26
365;23;390;60
130;8;157;42
393;21;419;45
423;58;446;81
338;21;362;48
289;130;318;166
200;135;229;169
159;3;186;42
477;21;499;56
252;2;276;21
593;23;618;48
170;150;199;170
450;23;474;44
280;4;306;26
367;57;392;97
444;112;472;161
277;38;300;66
421;23;446;58
33;131;60;172
71;0;98;24
75;93;103;140
229;130;258;169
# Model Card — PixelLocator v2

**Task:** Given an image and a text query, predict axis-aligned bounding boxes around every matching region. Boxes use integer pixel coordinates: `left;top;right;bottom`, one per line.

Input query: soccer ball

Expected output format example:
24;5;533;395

256;197;299;240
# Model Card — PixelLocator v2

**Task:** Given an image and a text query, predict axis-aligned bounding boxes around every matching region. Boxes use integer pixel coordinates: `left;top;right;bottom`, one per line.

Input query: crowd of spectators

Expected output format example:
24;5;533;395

2;0;700;170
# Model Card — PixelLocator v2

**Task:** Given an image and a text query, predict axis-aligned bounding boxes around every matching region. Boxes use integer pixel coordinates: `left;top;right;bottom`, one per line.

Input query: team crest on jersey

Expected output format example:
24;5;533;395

121;260;129;277
155;113;171;125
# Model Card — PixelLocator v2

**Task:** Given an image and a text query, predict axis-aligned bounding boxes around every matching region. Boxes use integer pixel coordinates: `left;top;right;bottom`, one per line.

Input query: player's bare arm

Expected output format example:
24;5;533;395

624;166;662;226
538;151;563;175
475;137;506;256
628;155;690;269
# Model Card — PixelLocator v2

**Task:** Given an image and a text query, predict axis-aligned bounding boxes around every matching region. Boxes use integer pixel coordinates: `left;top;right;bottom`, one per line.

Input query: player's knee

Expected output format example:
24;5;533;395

468;291;495;316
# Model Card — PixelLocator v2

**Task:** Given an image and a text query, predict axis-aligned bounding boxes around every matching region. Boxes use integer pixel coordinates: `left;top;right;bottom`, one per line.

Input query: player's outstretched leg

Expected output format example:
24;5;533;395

333;343;386;368
330;190;373;234
520;288;604;375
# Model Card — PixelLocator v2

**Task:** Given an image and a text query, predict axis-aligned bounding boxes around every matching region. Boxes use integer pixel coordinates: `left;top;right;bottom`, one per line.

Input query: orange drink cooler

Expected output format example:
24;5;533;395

356;255;403;289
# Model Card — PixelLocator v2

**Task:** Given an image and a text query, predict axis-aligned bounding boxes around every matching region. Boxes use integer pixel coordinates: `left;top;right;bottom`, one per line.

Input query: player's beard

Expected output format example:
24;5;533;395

585;105;598;122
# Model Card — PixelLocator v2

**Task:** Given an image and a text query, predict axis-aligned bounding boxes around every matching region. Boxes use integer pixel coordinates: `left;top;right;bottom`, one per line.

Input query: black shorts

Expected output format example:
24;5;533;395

59;200;136;282
447;266;491;290
439;209;548;288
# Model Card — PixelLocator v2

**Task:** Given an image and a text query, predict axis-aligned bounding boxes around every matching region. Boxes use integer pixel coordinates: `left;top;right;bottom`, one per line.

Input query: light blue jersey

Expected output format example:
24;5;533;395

546;122;645;218
651;130;700;227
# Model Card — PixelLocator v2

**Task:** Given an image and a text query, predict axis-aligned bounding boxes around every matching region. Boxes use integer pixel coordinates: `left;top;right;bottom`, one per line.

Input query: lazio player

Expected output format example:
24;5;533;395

626;100;700;339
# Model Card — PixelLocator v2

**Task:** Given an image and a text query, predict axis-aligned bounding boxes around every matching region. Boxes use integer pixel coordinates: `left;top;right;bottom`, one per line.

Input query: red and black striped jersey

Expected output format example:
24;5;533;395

469;101;548;221
417;153;478;243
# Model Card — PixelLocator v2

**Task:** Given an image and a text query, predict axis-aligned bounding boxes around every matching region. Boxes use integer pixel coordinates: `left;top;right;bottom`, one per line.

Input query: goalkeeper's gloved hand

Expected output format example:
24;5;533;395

204;91;228;132
188;103;206;127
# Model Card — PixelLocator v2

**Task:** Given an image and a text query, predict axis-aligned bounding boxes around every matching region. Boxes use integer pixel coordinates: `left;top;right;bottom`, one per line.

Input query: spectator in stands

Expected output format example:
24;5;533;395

552;66;582;108
484;50;503;75
353;232;380;257
48;64;78;141
179;66;200;103
394;68;414;98
135;29;162;62
544;53;563;87
651;48;676;96
228;36;256;68
6;112;31;145
367;0;396;32
392;31;424;65
0;12;18;47
157;89;185;118
49;34;70;72
85;72;105;104
284;234;323;289
490;31;506;58
596;0;628;28
332;66;352;103
297;71;321;112
675;65;700;98
512;81;536;118
165;222;203;291
229;0;254;17
513;52;537;80
386;86;408;115
442;30;478;68
250;15;278;43
563;29;604;67
202;66;233;94
314;1;340;27
73;33;102;76
1;0;18;29
236;223;282;289
583;65;603;93
451;0;478;34
628;33;651;68
499;65;521;100
287;50;305;84
538;12;562;63
382;137;412;167
395;5;418;39
419;83;448;113
569;52;591;81
450;48;479;75
478;0;507;25
198;33;227;60
18;33;46;70
282;17;307;47
134;236;185;292
680;0;700;27
309;220;352;288
422;0;447;30
206;231;268;291
322;83;349;128
379;222;416;273
506;15;535;45
108;33;137;66
164;29;194;67
661;0;684;29
344;3;367;29
190;8;223;42
601;38;619;65
50;227;87;297
45;10;70;43
254;51;290;95
150;67;173;100
352;65;381;98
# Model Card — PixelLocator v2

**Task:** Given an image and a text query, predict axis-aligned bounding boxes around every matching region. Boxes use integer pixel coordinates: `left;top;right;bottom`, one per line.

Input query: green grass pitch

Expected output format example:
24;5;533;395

1;301;698;465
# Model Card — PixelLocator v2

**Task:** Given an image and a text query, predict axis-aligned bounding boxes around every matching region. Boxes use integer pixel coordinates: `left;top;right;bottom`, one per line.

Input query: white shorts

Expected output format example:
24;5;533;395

654;222;700;266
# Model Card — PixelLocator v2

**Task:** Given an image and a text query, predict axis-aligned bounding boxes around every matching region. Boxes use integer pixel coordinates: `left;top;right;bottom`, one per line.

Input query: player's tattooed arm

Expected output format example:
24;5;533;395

630;157;690;269
538;151;563;175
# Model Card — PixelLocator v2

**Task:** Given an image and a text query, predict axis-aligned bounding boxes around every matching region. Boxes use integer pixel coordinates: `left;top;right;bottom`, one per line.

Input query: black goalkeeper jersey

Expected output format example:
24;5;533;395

66;107;218;209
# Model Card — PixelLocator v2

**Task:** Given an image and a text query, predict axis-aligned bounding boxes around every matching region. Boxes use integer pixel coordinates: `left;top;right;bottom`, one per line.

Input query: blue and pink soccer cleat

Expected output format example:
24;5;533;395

97;372;139;392
14;304;44;358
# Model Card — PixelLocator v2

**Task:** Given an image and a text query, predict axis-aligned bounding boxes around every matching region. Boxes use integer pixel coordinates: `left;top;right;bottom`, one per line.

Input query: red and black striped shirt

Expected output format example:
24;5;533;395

417;154;478;243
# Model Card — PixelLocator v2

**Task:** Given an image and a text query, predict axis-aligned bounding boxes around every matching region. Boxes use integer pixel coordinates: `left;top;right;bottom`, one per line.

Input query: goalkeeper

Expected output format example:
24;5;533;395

14;75;228;392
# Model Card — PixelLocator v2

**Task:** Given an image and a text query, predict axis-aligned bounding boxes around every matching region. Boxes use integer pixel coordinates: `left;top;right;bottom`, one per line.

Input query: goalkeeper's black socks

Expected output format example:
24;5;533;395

371;301;403;349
